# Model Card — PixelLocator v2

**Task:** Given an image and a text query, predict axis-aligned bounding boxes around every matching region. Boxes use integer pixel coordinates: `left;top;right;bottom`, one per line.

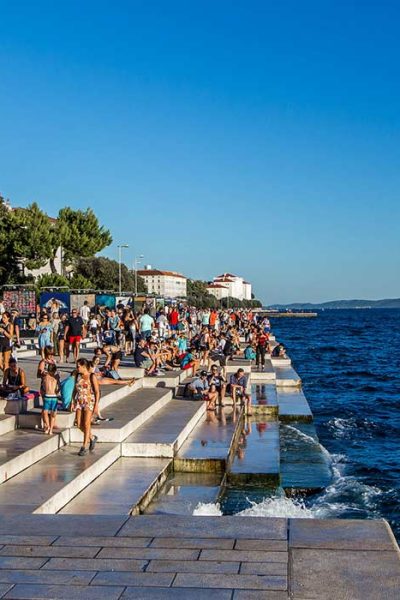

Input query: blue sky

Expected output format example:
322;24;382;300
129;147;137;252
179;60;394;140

1;0;399;304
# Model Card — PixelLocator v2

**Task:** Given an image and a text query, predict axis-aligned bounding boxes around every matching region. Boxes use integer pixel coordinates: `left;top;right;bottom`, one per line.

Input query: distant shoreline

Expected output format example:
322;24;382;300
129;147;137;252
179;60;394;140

267;300;400;310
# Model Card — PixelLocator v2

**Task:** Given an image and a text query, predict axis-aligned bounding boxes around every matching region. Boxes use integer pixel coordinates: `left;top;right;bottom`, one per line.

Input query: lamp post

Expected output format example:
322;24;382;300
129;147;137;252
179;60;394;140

117;244;129;296
134;254;144;296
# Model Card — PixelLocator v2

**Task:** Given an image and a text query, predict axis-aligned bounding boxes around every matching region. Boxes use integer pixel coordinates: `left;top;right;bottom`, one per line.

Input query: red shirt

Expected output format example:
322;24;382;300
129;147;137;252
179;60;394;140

169;310;179;325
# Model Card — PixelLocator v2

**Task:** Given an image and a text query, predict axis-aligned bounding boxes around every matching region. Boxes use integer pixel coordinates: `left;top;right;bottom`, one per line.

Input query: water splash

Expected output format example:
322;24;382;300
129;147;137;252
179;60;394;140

237;494;315;518
283;424;332;462
193;502;223;516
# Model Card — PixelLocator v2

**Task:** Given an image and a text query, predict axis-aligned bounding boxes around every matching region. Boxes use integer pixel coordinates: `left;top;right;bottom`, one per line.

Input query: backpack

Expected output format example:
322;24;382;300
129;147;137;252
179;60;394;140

103;330;116;345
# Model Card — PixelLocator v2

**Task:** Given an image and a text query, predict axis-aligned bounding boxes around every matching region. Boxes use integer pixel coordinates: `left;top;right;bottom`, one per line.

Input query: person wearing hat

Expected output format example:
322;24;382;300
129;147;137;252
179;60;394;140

188;370;218;411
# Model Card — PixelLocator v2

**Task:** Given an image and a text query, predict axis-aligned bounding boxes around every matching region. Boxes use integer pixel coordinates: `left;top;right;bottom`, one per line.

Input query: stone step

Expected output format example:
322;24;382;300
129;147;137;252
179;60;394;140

0;415;16;436
16;382;142;430
142;371;183;389
174;406;241;473
17;409;76;431
226;359;251;374
274;366;302;387
271;357;291;367
251;384;278;416
228;418;280;485
60;457;171;515
70;388;173;443
122;398;206;458
0;443;119;514
118;366;145;379
277;388;313;422
0;429;69;483
0;395;37;416
250;360;276;381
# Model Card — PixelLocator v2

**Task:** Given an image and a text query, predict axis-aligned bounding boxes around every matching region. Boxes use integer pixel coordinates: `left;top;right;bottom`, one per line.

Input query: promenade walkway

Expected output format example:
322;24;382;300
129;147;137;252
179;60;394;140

0;514;397;598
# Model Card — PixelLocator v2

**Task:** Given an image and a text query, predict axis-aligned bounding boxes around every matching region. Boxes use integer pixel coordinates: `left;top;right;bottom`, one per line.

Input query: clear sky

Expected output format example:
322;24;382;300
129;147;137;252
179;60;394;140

1;0;399;304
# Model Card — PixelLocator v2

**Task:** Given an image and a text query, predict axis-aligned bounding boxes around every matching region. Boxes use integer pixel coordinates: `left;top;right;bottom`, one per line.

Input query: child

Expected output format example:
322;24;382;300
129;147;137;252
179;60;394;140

244;343;256;362
41;363;60;435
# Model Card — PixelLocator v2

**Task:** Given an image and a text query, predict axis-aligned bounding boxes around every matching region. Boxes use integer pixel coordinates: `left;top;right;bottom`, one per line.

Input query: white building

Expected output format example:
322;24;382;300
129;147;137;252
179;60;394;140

138;266;187;298
207;273;252;301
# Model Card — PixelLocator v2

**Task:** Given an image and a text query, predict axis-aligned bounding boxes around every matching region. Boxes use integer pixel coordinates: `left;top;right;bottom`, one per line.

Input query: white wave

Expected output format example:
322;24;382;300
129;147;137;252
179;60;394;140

283;424;332;462
193;502;223;516
237;495;315;518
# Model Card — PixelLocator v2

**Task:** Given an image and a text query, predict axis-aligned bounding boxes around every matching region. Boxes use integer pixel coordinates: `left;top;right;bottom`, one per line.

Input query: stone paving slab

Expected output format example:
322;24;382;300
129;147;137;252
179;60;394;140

0;570;95;585
3;584;124;599
91;571;175;587
172;572;287;590
146;559;240;573
0;515;129;536
290;548;400;599
120;588;232;599
150;537;235;549
233;592;289;600
97;547;200;560
289;517;398;550
118;515;288;539
54;535;152;547
42;557;147;571
0;545;99;558
199;549;288;562
240;562;288;575
235;539;288;551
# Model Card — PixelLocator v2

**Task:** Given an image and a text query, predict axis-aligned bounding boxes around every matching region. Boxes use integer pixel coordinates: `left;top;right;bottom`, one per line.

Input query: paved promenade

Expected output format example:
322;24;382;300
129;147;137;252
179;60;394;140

0;514;398;599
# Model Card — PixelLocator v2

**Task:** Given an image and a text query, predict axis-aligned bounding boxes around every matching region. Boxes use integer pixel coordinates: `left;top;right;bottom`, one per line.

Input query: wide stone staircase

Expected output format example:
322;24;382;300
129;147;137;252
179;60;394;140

0;334;307;516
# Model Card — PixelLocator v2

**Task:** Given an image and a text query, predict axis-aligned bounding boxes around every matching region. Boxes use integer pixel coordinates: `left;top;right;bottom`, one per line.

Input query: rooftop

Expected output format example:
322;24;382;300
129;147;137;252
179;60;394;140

137;269;187;279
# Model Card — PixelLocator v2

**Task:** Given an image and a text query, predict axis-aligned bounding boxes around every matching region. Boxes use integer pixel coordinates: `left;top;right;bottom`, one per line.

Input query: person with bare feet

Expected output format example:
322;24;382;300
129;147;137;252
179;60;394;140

228;368;253;415
41;363;60;434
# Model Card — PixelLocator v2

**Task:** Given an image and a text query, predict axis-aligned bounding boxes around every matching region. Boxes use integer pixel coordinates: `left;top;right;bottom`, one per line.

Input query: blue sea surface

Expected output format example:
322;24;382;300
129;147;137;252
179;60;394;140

272;309;400;539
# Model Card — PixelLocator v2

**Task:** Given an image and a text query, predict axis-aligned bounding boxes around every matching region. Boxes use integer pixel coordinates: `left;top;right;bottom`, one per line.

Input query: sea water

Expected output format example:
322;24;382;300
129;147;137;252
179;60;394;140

194;309;400;541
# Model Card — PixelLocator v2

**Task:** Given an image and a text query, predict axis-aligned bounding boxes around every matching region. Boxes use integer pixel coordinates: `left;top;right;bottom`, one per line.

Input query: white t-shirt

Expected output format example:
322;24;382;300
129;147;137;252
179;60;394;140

80;305;91;320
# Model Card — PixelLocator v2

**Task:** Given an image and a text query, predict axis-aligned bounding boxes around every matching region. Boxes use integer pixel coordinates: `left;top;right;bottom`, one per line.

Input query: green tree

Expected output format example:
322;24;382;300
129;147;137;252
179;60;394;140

69;273;94;290
75;257;146;292
10;203;56;271
35;273;70;291
56;208;112;272
0;196;19;284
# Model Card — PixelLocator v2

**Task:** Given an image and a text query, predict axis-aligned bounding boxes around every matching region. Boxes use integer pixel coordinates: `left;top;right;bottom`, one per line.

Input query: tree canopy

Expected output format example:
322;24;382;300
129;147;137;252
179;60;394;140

75;257;146;293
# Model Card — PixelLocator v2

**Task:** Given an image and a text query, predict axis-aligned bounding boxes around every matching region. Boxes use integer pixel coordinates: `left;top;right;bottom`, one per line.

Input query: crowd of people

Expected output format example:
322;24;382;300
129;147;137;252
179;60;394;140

0;300;286;456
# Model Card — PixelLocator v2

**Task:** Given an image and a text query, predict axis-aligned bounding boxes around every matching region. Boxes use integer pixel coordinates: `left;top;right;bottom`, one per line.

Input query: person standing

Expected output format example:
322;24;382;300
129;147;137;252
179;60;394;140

139;308;154;340
65;309;86;362
36;314;53;359
79;301;91;325
72;358;99;456
256;329;269;371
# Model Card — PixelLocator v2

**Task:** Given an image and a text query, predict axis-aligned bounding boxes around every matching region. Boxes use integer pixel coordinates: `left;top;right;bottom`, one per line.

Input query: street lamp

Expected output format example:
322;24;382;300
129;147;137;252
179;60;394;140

134;254;144;295
117;244;129;296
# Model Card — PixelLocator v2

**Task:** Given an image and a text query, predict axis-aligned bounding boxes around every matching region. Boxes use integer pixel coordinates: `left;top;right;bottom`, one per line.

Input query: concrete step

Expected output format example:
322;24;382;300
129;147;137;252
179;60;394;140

274;366;302;387
122;398;206;458
0;395;37;416
17;409;76;431
277;388;313;422
118;366;145;379
228;418;280;485
175;406;241;473
251;384;278;416
250;360;276;381
16;382;142;430
70;387;173;443
142;371;183;389
0;443;119;514
226;359;251;374
0;429;69;483
0;415;16;436
60;457;171;515
271;357;291;367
